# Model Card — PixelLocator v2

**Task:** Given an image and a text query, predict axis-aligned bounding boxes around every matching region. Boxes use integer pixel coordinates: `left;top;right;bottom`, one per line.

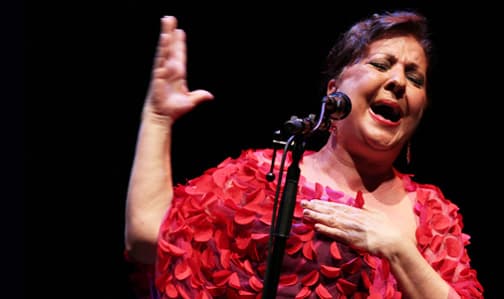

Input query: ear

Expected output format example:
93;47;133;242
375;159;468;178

327;79;339;94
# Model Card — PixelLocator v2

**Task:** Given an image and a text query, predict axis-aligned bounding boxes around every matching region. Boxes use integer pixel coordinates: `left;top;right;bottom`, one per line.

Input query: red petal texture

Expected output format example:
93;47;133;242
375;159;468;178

354;190;364;208
320;264;341;278
228;272;241;289
174;262;192;280
165;282;177;298
300;270;319;286
295;286;311;299
137;149;485;299
315;283;332;299
279;273;298;286
249;276;263;292
330;241;342;260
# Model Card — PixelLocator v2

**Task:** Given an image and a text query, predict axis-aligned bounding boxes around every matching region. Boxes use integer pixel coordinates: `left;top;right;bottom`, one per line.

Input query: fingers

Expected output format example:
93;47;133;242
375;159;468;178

301;199;354;214
301;200;362;243
155;16;176;68
162;15;177;34
154;17;187;82
301;200;361;230
313;224;347;240
145;15;214;120
172;29;186;68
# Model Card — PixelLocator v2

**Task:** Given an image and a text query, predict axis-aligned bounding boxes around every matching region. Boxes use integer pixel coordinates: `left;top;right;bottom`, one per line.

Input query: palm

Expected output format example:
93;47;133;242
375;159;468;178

146;16;212;121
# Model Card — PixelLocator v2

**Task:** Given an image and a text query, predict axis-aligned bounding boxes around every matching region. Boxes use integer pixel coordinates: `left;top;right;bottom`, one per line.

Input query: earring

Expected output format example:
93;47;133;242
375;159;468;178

406;141;412;165
329;123;337;134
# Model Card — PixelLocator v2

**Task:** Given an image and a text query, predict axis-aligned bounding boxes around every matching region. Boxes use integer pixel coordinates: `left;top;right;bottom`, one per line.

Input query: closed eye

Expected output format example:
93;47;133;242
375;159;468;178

370;61;425;87
405;68;425;87
370;61;389;71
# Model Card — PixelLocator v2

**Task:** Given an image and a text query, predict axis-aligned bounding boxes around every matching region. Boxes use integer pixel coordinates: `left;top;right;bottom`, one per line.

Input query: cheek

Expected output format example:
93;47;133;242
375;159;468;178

408;92;427;118
340;67;380;94
405;100;426;131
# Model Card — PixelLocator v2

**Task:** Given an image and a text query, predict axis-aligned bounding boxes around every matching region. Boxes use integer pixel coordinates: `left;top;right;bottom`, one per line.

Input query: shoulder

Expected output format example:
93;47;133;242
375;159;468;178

414;181;462;221
405;177;484;297
173;148;274;192
397;171;461;217
214;148;274;172
403;175;471;253
396;171;466;233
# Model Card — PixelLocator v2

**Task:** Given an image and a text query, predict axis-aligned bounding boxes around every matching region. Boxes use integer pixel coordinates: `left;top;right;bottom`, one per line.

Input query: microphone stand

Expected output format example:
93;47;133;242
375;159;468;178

262;133;306;299
262;95;346;298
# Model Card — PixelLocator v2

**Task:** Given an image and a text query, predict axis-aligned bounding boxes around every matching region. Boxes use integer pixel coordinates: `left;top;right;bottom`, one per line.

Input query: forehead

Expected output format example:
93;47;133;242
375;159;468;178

367;35;427;70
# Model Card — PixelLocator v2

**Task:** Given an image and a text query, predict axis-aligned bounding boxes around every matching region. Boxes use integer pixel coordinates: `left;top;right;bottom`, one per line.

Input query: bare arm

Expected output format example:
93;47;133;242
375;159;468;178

388;241;458;299
125;16;213;264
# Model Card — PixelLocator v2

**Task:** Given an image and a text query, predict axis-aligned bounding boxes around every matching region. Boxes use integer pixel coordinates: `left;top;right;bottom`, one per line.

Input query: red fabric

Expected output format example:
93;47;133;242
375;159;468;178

150;149;483;298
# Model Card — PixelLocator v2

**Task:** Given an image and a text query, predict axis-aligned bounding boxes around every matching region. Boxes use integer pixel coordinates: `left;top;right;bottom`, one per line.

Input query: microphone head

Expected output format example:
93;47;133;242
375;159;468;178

323;91;352;120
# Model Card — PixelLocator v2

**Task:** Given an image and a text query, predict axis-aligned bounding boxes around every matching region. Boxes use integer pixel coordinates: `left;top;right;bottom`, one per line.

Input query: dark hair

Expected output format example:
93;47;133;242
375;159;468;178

326;10;433;87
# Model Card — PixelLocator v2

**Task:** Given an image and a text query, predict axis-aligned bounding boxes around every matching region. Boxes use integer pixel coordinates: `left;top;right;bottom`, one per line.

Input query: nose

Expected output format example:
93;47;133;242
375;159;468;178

384;66;406;99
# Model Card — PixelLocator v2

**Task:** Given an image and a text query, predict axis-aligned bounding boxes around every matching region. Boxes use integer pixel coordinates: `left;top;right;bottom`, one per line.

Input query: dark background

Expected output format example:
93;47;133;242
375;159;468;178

24;1;500;298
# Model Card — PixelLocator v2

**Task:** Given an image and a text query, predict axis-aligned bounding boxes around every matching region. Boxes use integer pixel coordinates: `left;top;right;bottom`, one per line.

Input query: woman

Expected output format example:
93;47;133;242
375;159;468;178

125;10;484;298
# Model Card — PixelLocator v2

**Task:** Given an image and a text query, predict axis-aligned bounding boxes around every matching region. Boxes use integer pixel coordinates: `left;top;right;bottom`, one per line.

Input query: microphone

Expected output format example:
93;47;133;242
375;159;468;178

323;91;352;120
283;91;352;135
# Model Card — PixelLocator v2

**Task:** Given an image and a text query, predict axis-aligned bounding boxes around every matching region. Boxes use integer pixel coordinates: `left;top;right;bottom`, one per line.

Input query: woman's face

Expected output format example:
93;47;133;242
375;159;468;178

330;35;428;156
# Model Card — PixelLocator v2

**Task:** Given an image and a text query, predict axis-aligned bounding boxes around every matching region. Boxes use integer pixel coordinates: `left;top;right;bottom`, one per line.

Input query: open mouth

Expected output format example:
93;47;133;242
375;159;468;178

370;101;403;123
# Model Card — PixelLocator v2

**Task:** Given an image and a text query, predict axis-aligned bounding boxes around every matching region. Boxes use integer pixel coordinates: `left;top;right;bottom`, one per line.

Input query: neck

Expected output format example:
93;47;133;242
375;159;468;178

302;141;398;193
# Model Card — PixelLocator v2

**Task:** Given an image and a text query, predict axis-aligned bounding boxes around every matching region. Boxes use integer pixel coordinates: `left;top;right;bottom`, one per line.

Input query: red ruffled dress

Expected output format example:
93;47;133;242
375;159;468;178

148;149;483;298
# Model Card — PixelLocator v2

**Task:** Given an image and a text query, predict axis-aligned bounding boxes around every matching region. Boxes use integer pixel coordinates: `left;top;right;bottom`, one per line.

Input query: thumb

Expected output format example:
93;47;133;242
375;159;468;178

189;89;214;105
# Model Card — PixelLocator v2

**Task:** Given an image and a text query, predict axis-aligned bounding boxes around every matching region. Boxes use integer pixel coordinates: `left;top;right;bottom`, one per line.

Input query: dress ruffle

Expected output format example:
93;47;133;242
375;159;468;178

152;149;483;299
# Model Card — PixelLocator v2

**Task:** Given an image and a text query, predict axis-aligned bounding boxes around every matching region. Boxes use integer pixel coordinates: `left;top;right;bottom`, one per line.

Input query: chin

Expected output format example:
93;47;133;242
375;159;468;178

364;135;399;152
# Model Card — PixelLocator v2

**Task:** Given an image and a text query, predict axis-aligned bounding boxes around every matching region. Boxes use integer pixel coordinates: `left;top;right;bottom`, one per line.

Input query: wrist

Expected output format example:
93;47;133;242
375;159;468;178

383;238;417;264
141;106;175;128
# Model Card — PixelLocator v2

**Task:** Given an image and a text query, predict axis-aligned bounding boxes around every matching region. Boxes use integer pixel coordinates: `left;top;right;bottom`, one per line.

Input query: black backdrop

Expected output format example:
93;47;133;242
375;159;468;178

24;1;500;298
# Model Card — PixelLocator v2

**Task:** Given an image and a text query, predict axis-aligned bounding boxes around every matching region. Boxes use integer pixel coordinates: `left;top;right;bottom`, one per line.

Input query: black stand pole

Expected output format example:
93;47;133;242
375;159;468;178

262;136;306;299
